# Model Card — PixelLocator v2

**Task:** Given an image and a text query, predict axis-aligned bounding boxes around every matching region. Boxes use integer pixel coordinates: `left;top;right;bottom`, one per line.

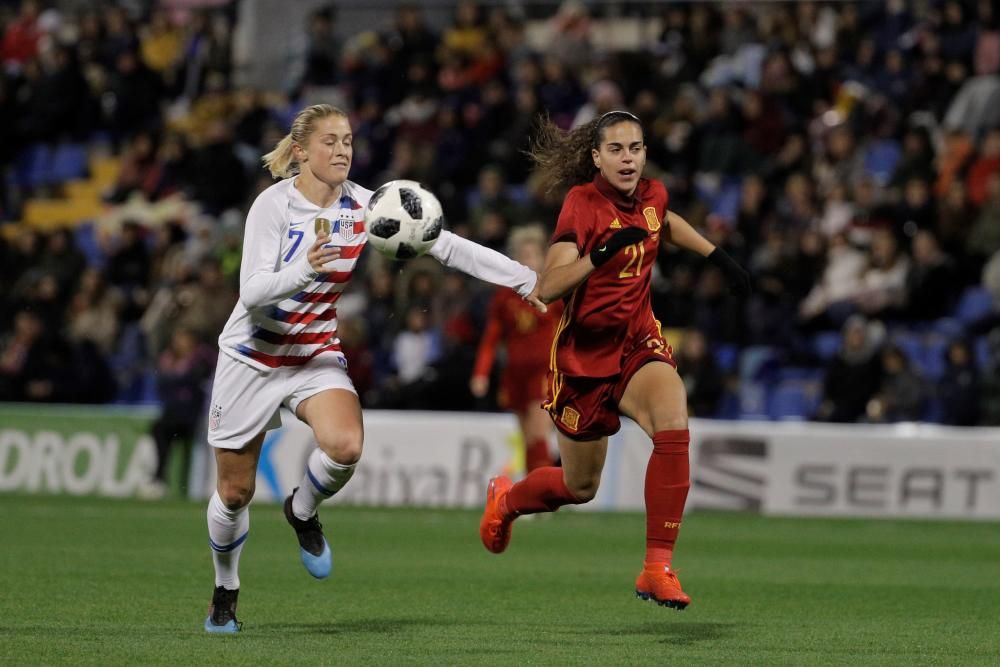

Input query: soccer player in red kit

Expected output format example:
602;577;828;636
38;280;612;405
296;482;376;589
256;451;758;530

470;226;565;472
478;111;751;609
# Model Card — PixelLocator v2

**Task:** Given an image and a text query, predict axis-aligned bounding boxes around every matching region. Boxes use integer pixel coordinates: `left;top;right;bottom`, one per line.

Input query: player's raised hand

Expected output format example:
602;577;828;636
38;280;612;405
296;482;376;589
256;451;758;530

590;227;647;268
308;235;341;272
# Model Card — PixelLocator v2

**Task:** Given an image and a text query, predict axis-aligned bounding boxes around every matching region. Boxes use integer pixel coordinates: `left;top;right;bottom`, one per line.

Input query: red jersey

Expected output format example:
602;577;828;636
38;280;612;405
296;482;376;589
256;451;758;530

473;288;564;379
550;174;668;378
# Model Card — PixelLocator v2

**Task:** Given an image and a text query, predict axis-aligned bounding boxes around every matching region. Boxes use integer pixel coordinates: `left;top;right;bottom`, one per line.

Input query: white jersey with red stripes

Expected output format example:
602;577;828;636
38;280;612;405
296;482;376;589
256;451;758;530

218;177;371;372
219;176;540;374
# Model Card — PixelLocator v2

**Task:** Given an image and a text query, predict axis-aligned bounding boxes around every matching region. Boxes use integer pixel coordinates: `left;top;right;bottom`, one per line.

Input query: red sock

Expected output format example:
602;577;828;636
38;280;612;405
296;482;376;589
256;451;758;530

524;438;552;472
501;467;580;518
644;429;691;565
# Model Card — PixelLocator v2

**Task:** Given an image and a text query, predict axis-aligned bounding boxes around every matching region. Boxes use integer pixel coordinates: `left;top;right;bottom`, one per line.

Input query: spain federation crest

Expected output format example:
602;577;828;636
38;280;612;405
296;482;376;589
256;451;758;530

643;206;661;232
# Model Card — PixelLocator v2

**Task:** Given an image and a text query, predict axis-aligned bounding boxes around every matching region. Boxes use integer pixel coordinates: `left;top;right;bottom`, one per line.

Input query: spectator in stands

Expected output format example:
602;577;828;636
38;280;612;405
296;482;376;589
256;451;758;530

389;304;442;409
815;315;883;423
173;260;238;346
978;328;1000;425
139;9;183;87
141;327;214;499
0;309;43;400
866;344;926;423
107;130;161;202
3;1;1000;422
468;165;521;240
66;268;123;356
337;316;376;404
965;128;1000;206
936;180;975;258
1;0;40;71
294;6;340;94
967;172;1000;270
107;48;163;141
676;329;724;418
889;126;936;194
853;227;910;320
799;233;866;330
904;230;959;321
939;339;980;425
36;228;86;296
188;119;248;215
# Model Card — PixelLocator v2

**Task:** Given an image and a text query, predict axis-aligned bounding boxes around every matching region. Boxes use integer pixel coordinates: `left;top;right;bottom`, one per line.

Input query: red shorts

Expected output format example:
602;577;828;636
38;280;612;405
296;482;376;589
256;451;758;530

543;322;676;441
498;366;548;413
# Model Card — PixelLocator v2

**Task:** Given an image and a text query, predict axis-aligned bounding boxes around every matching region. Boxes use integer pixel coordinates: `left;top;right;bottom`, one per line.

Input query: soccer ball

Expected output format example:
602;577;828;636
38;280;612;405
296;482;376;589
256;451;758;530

364;180;445;259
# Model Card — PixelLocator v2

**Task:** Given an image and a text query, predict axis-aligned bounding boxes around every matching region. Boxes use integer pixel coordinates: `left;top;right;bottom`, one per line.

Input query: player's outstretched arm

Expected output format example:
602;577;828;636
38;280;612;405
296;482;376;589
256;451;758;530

428;231;544;310
664;210;751;296
537;227;647;303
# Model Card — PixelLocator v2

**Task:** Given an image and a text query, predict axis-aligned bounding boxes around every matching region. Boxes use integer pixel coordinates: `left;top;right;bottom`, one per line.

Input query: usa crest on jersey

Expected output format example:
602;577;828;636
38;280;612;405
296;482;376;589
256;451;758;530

333;217;356;241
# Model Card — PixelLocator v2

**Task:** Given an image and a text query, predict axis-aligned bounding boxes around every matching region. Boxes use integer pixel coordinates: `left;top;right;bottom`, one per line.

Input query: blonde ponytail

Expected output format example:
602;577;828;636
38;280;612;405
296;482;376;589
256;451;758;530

261;104;349;179
262;134;296;178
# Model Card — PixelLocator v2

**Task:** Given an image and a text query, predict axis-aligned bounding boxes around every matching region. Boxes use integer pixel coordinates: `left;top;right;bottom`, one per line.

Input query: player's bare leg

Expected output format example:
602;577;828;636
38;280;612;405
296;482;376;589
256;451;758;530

517;403;555;472
480;433;605;553
285;389;363;578
619;361;692;610
205;433;264;633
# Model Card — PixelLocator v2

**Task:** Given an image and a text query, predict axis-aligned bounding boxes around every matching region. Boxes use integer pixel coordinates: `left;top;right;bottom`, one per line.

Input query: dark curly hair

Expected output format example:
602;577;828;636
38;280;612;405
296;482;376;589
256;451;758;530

529;111;643;195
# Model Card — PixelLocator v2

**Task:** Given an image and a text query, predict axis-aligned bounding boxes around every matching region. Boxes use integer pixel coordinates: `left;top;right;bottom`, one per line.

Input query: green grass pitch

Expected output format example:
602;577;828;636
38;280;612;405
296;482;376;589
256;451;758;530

1;494;998;666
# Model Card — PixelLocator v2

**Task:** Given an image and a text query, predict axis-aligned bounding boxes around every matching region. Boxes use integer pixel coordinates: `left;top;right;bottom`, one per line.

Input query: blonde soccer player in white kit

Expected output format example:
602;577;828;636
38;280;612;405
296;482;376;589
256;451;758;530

204;104;544;633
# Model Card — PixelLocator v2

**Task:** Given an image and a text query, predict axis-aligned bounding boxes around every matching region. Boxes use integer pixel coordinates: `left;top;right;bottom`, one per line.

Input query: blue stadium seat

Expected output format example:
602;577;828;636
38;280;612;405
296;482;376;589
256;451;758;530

714;389;740;419
738;345;782;383
931;317;964;337
812;332;841;361
710;181;741;221
73;223;105;268
863;139;902;185
922;397;944;424
975;336;993;369
891;331;923;369
767;382;807;421
51;143;89;182
714;343;739;374
777;366;824;382
921;337;948;381
953;286;995;325
737;382;769;419
16;143;53;188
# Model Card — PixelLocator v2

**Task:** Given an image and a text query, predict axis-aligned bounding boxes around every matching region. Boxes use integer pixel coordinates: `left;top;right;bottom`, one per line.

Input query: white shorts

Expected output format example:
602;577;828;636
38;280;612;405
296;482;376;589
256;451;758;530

207;350;356;449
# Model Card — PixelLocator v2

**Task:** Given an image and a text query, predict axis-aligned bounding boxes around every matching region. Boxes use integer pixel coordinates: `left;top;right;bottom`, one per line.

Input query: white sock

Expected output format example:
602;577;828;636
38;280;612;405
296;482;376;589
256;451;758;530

291;448;356;520
207;491;249;590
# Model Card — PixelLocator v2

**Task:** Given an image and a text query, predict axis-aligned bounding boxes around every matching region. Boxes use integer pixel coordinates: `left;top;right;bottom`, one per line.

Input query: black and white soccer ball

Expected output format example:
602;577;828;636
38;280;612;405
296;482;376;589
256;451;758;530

365;180;444;260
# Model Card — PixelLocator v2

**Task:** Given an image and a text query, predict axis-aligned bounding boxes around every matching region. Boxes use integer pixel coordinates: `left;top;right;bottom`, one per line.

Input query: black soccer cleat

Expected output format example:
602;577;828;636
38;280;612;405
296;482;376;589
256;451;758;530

204;586;241;634
283;489;332;578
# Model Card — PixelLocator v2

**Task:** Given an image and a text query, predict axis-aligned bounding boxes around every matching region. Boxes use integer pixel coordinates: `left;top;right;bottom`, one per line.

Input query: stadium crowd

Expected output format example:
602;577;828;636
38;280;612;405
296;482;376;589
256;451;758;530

2;0;1000;425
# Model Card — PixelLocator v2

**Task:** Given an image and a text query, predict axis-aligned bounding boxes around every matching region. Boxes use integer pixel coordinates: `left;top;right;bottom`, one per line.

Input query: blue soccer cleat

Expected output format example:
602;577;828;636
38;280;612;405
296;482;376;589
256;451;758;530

204;586;242;634
284;490;333;579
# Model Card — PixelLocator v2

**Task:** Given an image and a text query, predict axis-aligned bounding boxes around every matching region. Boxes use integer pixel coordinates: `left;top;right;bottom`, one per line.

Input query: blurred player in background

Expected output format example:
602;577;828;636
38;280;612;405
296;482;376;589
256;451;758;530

470;225;564;472
478;111;750;610
204;103;545;633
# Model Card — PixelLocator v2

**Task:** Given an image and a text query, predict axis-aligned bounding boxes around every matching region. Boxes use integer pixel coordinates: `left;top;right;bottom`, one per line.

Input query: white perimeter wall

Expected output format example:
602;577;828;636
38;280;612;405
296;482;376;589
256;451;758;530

195;411;1000;521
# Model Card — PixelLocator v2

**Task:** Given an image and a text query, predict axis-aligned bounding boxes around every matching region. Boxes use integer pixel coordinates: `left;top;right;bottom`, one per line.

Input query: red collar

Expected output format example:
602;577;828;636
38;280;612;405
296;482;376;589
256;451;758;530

593;173;638;211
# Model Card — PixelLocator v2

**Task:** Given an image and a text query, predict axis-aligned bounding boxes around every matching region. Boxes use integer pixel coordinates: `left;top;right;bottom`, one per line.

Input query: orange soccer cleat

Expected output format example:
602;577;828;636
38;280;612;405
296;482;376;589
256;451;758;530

479;476;514;554
635;563;691;610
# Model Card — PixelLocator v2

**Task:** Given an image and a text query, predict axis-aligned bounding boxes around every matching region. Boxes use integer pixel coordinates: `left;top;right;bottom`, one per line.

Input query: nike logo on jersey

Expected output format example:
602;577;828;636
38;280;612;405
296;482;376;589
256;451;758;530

598;245;607;252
